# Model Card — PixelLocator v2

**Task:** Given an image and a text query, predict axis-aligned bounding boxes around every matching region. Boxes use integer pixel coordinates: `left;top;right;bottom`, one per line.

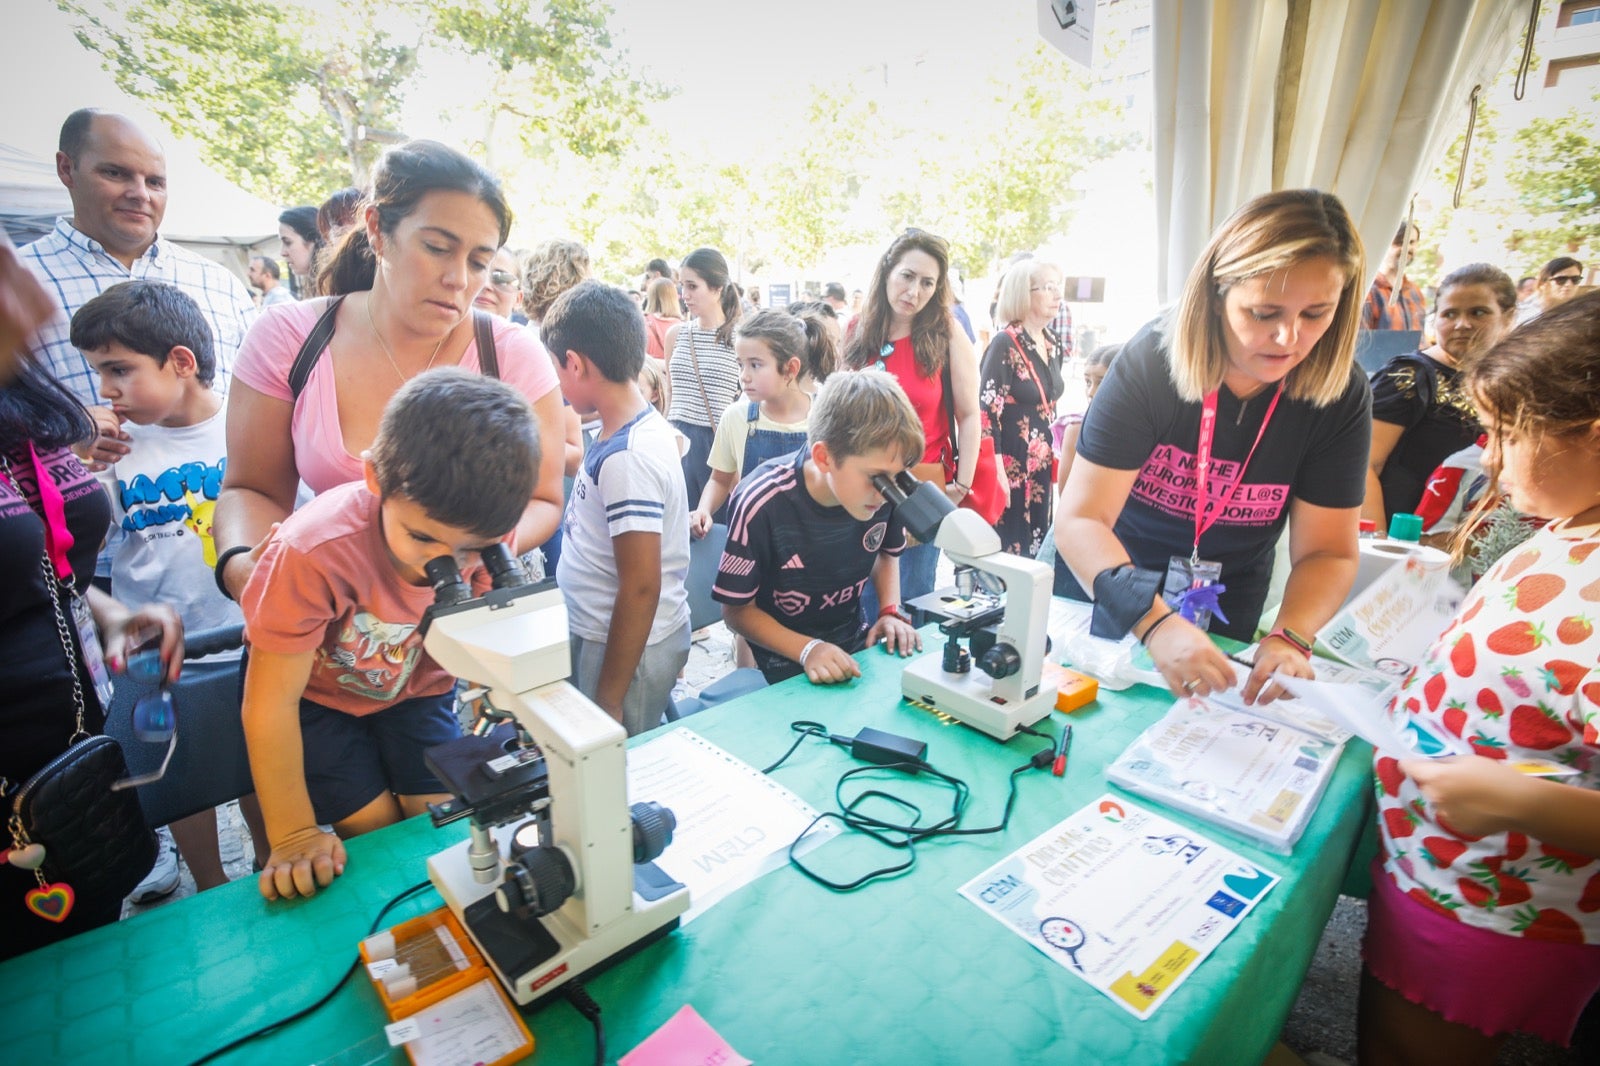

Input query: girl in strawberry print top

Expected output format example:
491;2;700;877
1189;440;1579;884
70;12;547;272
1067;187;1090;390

1362;290;1600;1062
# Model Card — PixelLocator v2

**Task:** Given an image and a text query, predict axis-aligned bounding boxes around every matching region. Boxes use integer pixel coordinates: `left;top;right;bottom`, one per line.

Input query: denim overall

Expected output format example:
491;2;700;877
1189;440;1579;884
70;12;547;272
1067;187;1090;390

740;402;808;473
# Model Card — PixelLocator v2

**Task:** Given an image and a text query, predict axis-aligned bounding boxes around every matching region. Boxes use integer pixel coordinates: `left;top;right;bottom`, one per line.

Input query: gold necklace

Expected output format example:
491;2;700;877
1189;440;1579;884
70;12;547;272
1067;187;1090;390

366;294;448;384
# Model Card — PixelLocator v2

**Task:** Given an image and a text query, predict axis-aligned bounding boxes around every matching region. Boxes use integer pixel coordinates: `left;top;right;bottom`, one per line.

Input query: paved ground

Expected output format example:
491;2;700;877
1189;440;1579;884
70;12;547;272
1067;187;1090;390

127;615;1582;1064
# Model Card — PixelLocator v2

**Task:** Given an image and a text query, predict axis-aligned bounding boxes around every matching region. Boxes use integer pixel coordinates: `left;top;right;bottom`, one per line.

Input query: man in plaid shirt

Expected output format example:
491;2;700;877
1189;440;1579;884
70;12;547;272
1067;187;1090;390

19;109;255;472
1361;221;1426;332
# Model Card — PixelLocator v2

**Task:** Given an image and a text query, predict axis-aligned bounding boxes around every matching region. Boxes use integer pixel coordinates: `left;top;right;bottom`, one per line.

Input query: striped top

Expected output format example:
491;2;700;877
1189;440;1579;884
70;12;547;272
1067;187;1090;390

666;322;741;428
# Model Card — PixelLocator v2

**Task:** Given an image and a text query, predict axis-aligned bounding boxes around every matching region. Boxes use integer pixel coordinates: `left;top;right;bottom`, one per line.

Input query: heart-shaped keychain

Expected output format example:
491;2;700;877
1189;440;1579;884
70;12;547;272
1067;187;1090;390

25;882;74;923
5;843;47;869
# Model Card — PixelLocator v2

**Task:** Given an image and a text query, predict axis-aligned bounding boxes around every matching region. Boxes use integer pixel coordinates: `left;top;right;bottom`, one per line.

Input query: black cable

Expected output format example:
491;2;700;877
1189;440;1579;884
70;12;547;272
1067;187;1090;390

563;980;605;1066
186;879;437;1066
784;721;1057;891
759;719;831;774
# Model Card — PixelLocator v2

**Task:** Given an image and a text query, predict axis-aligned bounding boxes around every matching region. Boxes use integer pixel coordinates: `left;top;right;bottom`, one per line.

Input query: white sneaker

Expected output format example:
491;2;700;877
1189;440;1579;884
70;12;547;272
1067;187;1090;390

129;827;180;903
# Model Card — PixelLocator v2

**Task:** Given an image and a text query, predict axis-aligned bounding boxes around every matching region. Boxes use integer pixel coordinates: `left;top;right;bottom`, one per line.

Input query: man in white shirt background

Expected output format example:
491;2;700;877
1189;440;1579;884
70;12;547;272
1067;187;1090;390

248;255;293;307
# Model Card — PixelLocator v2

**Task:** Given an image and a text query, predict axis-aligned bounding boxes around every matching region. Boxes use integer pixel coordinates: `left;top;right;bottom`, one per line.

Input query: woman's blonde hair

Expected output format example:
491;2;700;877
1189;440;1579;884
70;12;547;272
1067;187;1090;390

994;258;1059;327
643;277;682;318
521;238;591;323
1167;189;1364;407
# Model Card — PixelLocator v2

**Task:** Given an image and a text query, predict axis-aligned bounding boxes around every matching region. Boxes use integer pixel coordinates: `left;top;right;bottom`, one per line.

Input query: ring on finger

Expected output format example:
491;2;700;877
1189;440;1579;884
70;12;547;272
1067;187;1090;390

1182;679;1199;693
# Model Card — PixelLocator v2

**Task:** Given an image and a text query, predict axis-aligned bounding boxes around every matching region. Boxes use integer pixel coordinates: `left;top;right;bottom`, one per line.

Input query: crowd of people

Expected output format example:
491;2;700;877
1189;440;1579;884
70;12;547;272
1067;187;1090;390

3;107;1599;1065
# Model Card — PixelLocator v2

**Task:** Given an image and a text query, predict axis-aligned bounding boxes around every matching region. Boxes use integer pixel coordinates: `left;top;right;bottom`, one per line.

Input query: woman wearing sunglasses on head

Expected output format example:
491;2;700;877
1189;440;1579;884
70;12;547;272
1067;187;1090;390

0;256;182;959
842;228;984;610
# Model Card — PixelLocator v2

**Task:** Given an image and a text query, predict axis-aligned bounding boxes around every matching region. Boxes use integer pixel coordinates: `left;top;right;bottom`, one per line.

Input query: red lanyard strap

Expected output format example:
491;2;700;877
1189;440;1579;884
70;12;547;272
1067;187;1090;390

1;444;76;581
1004;327;1055;416
1193;384;1282;559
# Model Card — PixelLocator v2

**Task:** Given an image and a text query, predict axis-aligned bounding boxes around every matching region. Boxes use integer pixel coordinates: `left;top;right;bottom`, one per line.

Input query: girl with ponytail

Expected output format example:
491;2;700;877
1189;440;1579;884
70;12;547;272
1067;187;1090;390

665;247;743;511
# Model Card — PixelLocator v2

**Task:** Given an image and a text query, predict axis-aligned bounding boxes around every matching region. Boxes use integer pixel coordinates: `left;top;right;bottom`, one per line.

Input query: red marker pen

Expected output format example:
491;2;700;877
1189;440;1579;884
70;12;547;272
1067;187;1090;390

1052;724;1073;778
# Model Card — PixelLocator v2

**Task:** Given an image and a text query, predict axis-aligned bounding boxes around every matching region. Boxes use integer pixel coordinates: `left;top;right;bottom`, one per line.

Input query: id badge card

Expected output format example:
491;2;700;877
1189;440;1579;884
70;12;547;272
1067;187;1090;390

1163;555;1223;632
68;591;114;711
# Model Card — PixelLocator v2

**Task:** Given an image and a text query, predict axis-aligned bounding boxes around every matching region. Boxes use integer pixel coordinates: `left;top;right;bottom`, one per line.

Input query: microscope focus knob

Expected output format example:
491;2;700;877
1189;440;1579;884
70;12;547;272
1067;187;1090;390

630;801;677;864
495;847;575;919
979;642;1022;680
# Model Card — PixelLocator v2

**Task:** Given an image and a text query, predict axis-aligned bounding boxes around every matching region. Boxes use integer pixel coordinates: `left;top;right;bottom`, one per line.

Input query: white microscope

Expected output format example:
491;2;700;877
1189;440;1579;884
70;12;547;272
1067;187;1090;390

417;546;688;1006
872;472;1058;741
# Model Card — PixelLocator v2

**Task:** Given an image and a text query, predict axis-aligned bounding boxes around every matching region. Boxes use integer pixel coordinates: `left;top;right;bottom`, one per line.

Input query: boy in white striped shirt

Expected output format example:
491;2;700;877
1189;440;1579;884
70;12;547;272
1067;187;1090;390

545;281;691;735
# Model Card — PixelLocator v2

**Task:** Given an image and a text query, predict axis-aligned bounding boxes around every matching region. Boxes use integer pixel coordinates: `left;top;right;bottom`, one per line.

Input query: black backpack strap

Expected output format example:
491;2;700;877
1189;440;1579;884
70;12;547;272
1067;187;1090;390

287;296;345;401
473;310;499;379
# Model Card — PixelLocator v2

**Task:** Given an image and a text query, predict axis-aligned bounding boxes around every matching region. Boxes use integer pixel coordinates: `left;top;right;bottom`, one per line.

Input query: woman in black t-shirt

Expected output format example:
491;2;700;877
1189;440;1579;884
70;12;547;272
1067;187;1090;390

1364;264;1516;527
1054;190;1372;705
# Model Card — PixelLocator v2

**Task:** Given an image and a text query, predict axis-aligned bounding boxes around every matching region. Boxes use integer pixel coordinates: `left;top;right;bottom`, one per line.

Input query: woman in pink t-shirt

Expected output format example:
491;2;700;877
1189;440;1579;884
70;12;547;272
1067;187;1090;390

215;141;564;598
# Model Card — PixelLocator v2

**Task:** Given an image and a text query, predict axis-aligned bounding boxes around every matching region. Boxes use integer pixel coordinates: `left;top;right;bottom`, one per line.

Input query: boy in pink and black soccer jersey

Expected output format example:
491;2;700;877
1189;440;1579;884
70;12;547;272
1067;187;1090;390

713;373;924;685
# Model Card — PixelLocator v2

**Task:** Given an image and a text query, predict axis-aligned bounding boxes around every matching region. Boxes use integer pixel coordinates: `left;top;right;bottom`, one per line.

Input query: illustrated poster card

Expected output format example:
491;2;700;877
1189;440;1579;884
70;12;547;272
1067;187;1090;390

959;795;1279;1020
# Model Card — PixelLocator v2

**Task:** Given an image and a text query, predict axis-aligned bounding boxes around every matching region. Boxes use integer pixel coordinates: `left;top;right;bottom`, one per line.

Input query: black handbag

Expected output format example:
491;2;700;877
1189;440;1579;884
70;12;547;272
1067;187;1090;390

5;552;156;924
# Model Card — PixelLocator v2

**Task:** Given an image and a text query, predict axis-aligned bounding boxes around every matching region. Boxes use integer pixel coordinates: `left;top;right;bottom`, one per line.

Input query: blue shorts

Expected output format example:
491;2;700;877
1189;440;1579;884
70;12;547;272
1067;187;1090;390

298;691;461;825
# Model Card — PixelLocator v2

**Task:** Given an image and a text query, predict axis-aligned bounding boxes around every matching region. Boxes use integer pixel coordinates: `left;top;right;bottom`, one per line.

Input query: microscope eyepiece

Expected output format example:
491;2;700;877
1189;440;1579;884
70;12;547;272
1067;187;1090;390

480;542;530;590
424;555;472;607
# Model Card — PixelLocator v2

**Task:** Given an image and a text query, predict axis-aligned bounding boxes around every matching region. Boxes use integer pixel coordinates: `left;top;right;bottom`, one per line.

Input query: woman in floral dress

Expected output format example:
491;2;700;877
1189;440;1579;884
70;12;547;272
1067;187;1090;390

980;259;1065;555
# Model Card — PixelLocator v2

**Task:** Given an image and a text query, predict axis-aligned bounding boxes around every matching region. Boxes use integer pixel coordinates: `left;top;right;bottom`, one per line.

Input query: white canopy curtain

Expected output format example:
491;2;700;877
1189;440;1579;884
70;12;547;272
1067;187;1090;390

1152;0;1528;301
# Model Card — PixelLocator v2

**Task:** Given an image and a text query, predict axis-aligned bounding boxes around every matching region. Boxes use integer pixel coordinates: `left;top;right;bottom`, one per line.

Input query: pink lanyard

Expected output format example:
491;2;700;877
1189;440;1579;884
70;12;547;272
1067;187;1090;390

1192;384;1282;563
1004;327;1055;418
1;443;76;581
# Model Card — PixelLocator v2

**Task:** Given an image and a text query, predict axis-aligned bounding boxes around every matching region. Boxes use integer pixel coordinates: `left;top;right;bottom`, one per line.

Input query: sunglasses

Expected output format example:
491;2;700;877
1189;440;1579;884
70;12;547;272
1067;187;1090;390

1550;274;1582;287
875;342;894;371
489;270;520;290
111;638;177;792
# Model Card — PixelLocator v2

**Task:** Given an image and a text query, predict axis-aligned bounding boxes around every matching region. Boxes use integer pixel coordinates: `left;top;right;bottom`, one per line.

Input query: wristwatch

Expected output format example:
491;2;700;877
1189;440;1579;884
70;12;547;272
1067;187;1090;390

878;603;913;624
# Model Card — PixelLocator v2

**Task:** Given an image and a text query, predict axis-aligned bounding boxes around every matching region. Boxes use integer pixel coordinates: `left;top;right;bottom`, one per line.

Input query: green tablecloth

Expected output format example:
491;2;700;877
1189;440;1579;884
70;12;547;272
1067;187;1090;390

0;635;1374;1065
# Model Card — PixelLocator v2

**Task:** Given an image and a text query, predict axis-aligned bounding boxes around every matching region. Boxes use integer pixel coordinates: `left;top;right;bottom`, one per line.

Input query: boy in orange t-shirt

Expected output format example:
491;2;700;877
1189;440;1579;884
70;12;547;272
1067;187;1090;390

240;368;539;902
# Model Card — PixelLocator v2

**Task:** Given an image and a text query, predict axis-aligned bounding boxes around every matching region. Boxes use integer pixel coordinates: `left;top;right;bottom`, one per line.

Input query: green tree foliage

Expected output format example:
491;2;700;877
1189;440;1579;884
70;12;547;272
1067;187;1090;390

431;0;665;171
760;90;885;271
1507;109;1600;266
898;43;1135;277
57;0;658;205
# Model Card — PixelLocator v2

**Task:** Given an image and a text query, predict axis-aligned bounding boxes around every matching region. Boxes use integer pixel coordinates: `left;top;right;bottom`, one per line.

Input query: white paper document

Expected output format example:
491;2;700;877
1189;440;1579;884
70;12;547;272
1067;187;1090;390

627;728;838;923
1106;700;1342;852
1273;674;1464;758
404;978;528;1066
1273;674;1579;778
960;795;1279;1019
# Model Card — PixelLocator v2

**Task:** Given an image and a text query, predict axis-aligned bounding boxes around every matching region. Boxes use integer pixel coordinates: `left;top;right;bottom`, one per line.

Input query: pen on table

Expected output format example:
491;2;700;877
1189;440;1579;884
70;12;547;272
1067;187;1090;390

1052;724;1073;778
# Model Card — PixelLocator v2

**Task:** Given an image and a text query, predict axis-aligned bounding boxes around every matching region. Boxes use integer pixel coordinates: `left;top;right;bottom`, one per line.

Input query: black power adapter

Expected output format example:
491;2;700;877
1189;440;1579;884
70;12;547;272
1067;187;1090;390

848;727;929;770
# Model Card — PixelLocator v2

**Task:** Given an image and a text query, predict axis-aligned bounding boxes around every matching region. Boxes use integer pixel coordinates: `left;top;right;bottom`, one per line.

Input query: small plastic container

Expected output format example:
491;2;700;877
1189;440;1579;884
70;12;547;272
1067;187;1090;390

360;907;489;1021
1043;661;1100;713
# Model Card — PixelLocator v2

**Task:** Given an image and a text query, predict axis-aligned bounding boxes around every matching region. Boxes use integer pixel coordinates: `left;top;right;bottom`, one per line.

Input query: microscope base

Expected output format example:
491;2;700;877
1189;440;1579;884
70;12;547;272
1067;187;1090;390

429;840;689;1007
901;653;1056;741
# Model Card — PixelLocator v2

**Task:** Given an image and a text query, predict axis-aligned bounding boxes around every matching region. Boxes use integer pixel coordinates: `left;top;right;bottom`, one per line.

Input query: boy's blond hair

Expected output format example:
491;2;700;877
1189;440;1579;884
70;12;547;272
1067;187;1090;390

807;371;924;466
